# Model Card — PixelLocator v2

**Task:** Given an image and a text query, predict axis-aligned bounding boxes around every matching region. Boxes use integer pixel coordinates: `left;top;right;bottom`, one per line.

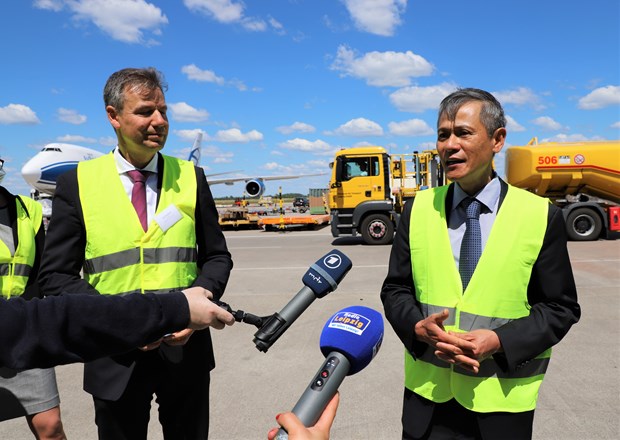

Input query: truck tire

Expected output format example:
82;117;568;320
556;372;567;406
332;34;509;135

361;214;394;245
566;207;602;241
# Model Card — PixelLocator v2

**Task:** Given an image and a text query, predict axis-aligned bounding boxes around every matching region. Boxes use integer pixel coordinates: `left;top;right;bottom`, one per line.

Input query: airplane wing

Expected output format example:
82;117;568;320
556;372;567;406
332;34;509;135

207;172;326;186
206;172;328;197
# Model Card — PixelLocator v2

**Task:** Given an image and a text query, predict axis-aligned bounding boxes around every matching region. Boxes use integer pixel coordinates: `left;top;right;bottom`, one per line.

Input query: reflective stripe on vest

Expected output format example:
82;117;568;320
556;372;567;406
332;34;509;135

78;153;198;295
0;197;42;298
405;184;550;413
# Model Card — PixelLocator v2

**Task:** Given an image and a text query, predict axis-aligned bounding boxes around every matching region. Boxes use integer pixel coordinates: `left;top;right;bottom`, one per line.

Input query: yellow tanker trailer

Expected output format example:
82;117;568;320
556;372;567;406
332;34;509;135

505;137;620;241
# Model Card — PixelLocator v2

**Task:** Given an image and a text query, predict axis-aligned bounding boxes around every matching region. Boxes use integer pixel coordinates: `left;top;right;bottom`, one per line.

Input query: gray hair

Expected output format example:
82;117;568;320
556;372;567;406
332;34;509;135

103;67;168;111
437;88;506;137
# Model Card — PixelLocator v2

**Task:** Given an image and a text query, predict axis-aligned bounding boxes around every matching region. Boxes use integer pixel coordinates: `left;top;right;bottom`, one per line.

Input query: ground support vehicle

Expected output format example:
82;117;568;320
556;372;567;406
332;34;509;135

505;137;620;241
328;146;444;245
259;213;330;231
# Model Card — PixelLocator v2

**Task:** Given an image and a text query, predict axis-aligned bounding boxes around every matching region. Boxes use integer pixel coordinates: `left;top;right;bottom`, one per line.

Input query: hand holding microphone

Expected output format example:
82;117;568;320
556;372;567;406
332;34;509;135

267;393;339;440
273;306;384;439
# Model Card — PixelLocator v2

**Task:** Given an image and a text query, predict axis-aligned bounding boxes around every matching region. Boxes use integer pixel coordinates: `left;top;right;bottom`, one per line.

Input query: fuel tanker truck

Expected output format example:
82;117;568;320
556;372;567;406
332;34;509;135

505;137;620;241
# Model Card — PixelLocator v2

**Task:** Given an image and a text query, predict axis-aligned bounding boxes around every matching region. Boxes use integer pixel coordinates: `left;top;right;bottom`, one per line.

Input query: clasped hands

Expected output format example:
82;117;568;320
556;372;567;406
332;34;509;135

414;309;501;374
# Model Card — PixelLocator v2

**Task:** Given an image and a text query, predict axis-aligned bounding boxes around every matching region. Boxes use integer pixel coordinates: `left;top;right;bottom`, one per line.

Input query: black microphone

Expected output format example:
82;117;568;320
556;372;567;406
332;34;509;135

274;306;384;439
252;250;352;352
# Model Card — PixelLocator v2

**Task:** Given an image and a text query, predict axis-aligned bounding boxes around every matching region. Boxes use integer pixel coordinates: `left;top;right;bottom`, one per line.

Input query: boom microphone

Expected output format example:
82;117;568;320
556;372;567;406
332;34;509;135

275;306;384;439
253;250;352;352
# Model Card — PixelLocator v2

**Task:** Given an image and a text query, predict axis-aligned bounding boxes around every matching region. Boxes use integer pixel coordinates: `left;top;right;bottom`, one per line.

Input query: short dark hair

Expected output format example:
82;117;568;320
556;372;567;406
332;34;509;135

103;67;168;111
437;88;506;137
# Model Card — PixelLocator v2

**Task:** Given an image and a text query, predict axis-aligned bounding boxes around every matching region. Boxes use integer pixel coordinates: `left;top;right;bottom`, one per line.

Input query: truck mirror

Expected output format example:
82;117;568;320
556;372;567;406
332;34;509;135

335;156;344;182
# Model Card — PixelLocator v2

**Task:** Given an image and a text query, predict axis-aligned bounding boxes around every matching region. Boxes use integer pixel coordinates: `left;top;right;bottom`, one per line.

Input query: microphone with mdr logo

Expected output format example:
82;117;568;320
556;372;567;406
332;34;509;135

274;305;384;439
252;250;352;352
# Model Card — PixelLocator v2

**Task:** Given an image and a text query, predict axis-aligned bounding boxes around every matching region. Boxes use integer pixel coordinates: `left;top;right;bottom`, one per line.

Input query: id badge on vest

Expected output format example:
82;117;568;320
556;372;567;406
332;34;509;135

154;204;183;232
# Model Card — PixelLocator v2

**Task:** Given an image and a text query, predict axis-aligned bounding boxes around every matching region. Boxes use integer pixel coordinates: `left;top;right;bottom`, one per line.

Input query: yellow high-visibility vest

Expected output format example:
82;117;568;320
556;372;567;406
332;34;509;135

0;197;42;298
78;153;198;295
405;184;550;413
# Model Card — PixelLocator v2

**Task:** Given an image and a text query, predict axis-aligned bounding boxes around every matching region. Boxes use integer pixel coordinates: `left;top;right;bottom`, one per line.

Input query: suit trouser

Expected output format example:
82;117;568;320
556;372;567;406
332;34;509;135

93;350;211;440
402;389;535;440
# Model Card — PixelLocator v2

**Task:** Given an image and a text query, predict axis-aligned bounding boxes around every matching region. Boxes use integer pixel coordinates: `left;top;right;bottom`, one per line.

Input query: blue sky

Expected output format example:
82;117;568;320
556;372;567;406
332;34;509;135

1;0;619;197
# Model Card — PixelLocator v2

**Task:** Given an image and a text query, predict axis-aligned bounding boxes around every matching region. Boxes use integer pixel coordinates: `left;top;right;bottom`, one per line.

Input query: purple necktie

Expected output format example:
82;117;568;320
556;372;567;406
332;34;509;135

128;170;148;231
459;197;482;291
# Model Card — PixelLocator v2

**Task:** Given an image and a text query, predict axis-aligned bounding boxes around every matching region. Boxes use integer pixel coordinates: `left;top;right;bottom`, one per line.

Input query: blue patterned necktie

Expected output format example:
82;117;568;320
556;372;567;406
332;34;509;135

459;197;482;291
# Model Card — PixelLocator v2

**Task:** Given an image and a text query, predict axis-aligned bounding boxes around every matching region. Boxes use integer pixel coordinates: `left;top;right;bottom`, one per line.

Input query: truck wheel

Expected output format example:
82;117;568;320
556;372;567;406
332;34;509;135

566;207;602;241
361;214;394;245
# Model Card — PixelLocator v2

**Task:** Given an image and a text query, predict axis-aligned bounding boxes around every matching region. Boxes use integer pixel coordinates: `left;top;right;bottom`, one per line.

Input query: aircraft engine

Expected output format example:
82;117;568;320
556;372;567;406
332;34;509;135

244;179;266;198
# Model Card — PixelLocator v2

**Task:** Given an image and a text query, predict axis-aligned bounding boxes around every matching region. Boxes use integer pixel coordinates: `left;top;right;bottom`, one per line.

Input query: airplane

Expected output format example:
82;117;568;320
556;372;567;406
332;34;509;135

21;134;325;199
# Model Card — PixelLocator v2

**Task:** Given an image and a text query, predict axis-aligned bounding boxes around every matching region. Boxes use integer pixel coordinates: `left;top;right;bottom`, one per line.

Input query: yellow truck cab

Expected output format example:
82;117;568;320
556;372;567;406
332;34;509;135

329;146;444;245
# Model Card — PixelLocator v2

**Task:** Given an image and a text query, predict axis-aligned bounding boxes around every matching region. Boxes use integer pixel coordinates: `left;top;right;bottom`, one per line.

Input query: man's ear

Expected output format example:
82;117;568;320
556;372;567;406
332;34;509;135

492;127;507;154
106;105;121;130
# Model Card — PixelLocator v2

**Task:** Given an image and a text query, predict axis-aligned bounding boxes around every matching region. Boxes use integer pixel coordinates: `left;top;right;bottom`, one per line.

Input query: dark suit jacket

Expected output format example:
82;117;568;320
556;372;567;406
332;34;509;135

38;153;233;400
381;180;581;436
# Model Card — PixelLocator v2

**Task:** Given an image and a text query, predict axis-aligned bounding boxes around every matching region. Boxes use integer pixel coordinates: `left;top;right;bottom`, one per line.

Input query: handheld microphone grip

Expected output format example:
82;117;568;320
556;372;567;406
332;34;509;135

275;306;384;439
253;286;315;352
253;250;352;352
274;352;350;440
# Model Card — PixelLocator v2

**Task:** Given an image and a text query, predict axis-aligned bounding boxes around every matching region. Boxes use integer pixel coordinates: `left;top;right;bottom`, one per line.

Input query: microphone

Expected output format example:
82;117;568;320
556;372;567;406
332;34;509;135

275;306;384;439
253;250;352;352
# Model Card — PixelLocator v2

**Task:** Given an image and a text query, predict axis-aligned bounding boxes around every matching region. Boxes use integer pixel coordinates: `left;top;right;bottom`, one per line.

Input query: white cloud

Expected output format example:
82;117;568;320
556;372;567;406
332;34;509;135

99;136;117;147
57;108;87;125
389;82;457;113
279;138;333;152
211;128;263;143
342;0;407;36
33;0;63;11
578;85;620;110
541;133;603;143
241;17;267;31
276;122;316;135
174;128;207;142
612;121;620;129
183;0;243;22
169;102;210;123
35;0;169;44
330;45;433;87
181;64;225;85
203;145;234;161
506;115;526;132
57;134;97;143
388;119;434;136
492;87;545;110
532;116;564;131
183;0;275;32
0;104;40;125
181;64;251;91
329;118;384;136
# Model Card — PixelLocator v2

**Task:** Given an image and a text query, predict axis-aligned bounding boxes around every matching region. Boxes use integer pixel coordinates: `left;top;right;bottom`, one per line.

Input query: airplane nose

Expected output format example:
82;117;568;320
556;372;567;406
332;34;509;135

21;159;41;187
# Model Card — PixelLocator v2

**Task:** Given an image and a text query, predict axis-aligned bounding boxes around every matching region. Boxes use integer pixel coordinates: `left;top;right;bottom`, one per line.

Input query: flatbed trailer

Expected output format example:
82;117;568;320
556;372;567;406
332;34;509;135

259;214;330;230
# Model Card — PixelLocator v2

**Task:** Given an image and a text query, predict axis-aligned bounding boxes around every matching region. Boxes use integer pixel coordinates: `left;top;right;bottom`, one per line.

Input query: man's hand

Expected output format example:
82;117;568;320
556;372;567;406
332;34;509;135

415;309;480;372
267;392;339;440
138;339;162;351
182;287;235;330
435;329;502;374
163;328;194;346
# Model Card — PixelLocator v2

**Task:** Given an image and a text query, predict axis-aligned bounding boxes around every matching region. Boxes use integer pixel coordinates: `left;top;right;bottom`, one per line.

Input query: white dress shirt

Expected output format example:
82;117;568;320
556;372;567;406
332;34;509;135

114;147;159;224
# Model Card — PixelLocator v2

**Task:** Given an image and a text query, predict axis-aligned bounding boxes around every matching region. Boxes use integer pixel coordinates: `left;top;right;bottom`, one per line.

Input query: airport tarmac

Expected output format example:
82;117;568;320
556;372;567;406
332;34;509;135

0;227;618;439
